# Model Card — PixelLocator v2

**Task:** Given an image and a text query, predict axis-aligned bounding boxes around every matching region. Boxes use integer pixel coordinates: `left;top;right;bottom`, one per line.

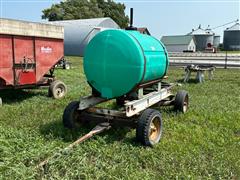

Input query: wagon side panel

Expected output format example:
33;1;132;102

0;34;14;86
35;38;64;82
13;36;36;85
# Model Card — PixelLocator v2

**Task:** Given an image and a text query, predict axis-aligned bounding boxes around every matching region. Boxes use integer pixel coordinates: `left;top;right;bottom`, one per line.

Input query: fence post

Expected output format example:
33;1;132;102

224;51;228;69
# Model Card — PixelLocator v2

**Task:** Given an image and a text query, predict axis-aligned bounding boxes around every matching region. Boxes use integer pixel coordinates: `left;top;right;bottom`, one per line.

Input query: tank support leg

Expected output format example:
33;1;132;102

184;70;191;83
138;88;144;99
208;70;214;80
196;71;204;83
157;82;161;91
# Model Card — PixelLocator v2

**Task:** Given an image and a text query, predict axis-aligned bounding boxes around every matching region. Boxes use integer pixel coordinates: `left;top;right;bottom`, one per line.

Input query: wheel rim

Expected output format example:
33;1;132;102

56;86;65;98
149;115;161;142
183;96;189;113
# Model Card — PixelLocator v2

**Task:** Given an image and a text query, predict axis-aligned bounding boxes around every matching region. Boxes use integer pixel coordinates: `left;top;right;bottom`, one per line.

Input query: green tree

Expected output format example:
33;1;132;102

97;0;129;28
42;0;103;21
42;0;129;28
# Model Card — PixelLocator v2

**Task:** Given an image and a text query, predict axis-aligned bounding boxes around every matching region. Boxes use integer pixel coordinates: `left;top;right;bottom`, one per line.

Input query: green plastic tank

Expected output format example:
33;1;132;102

84;29;169;99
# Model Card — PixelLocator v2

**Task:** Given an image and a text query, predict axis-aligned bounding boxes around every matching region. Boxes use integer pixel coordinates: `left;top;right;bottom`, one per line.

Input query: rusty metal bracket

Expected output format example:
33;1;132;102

78;95;106;110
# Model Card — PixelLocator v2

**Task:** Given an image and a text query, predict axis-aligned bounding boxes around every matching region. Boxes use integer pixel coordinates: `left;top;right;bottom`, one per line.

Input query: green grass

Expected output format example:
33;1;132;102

0;56;239;179
219;50;240;54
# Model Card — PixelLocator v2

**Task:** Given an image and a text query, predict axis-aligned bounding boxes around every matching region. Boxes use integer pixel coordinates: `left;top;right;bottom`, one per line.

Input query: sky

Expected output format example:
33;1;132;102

0;0;239;42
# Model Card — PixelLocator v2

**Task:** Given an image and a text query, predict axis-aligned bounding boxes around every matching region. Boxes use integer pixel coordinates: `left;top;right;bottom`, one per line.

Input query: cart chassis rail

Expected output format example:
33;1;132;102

125;86;172;117
78;82;174;118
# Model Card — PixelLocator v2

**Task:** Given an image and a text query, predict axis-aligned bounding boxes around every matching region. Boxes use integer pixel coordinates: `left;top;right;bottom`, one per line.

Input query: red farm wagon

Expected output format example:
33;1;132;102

0;18;67;105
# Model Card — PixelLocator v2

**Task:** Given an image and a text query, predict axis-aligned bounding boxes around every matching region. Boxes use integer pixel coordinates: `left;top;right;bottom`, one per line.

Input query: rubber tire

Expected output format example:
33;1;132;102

48;80;67;99
63;101;82;129
174;90;189;113
63;63;70;70
136;109;163;147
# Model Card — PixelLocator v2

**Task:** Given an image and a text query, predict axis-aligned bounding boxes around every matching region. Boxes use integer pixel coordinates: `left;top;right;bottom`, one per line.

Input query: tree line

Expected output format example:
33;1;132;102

42;0;129;28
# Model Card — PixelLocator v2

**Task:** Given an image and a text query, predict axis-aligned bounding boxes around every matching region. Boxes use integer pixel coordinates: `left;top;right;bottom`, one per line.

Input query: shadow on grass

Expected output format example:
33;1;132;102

153;104;180;116
176;78;200;84
39;118;141;147
0;89;47;104
39;102;177;146
103;127;141;147
39;119;92;142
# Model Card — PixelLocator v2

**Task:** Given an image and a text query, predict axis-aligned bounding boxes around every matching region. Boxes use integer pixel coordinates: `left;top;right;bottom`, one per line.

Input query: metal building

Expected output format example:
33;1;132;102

48;18;119;56
187;25;214;51
213;35;220;48
137;27;151;35
223;23;240;50
206;28;220;48
161;35;196;52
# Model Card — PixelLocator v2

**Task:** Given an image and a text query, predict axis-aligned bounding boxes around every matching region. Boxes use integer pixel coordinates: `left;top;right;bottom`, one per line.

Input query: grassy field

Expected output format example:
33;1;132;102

0;56;239;179
219;50;240;54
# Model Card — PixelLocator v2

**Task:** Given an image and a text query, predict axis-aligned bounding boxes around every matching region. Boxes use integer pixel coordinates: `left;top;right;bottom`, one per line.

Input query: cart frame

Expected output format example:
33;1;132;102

78;82;175;118
63;81;189;146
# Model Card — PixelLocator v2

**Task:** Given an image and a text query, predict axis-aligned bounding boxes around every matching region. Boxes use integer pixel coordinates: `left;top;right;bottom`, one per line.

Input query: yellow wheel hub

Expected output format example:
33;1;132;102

149;116;161;142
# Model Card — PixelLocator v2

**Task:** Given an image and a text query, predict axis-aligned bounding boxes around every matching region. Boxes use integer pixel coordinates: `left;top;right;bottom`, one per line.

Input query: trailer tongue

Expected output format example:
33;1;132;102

37;122;111;169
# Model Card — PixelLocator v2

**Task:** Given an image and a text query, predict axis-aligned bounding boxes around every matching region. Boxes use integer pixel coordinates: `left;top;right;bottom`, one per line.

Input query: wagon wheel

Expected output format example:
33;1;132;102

136;109;163;147
48;80;67;99
63;63;70;70
63;101;85;129
174;90;189;113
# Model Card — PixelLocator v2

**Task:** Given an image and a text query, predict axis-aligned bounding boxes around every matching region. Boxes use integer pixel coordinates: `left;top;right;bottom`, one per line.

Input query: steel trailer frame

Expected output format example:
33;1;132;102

63;81;189;146
78;82;175;118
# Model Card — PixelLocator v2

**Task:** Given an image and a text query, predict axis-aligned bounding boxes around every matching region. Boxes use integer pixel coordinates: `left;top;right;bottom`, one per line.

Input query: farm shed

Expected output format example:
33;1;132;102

223;23;240;50
48;18;119;56
213;35;220;48
137;27;151;35
161;35;196;52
